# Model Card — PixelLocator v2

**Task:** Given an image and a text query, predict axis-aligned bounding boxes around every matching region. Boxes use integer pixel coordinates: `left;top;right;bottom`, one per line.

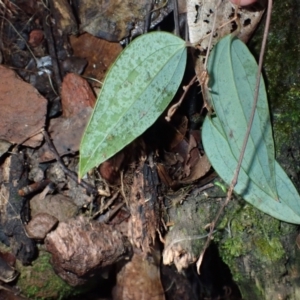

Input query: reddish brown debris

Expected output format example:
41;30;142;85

0;65;47;147
69;33;122;85
18;180;51;197
0;252;16;268
37;107;92;161
61;73;95;118
157;133;211;187
28;29;44;47
99;150;125;184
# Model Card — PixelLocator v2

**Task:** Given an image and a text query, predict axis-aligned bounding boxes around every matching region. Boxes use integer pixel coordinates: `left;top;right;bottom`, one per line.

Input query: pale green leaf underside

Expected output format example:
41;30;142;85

207;35;278;200
202;34;300;223
79;32;187;177
202;116;300;224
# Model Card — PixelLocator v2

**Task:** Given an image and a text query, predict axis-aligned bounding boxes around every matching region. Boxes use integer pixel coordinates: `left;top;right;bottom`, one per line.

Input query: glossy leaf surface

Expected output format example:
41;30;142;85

79;32;187;177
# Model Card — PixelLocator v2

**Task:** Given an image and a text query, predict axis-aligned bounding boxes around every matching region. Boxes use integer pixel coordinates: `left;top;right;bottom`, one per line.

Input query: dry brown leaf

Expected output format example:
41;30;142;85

69;33;123;85
61;73;95;117
37;107;92;162
0;65;47;147
180;153;211;184
188;0;265;90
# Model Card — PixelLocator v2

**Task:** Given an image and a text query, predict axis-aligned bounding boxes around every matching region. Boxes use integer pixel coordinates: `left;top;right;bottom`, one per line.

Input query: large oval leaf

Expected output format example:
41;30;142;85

202;34;300;223
79;32;187;177
207;35;278;200
202;116;300;224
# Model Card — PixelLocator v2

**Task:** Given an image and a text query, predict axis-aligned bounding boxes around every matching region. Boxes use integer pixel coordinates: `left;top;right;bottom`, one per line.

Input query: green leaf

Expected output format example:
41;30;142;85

202;116;300;224
79;32;187;177
206;35;278;201
202;34;300;223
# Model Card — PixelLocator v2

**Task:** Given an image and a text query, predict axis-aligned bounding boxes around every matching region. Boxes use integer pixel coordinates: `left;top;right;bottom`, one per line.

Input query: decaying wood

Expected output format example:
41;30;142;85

128;162;161;253
76;0;173;42
45;215;130;286
0;150;36;264
163;184;223;272
113;250;165;300
49;0;78;36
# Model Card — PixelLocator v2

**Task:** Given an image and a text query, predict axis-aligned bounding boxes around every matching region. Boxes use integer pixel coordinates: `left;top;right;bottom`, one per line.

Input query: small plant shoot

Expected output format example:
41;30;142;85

79;32;187;178
202;35;300;224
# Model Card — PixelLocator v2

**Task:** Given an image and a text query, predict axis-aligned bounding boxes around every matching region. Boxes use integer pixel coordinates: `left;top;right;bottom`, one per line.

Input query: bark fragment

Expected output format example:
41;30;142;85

45;216;130;286
0;151;36;264
128;162;161;253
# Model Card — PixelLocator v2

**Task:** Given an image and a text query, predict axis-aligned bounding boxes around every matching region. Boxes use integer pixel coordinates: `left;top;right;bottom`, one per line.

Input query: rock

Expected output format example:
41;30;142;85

25;213;58;240
30;194;77;222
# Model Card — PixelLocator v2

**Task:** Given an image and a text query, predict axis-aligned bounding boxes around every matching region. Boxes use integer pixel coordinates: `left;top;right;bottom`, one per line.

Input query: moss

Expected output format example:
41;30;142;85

17;250;85;300
253;237;285;262
217;0;300;269
210;2;300;296
221;236;246;259
218;203;287;283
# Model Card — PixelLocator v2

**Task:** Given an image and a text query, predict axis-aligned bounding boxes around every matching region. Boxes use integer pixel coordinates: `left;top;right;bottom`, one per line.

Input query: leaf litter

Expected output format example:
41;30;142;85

0;0;291;299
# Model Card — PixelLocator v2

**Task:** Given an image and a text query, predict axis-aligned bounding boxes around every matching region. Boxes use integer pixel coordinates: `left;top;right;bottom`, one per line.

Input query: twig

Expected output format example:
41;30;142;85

164;231;217;254
99;202;124;223
198;0;222;114
42;129;98;195
120;170;128;206
164;279;175;293
17;129;44;146
165;75;197;121
203;0;222;72
173;0;180;37
196;0;273;273
0;16;38;64
190;182;214;196
18;179;52;197
144;1;154;33
93;192;120;220
42;4;62;91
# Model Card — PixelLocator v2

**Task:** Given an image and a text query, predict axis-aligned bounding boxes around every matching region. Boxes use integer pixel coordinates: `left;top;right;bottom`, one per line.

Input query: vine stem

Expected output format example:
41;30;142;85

165;75;197;121
196;0;273;273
